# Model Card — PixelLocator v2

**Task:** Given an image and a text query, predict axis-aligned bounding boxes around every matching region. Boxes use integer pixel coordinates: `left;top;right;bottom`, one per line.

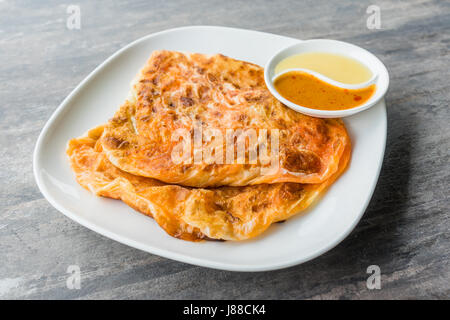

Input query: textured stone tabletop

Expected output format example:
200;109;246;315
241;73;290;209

0;0;449;299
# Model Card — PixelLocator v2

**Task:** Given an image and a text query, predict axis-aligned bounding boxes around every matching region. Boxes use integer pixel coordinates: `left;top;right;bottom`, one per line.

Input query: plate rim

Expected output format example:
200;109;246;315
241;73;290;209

33;25;387;272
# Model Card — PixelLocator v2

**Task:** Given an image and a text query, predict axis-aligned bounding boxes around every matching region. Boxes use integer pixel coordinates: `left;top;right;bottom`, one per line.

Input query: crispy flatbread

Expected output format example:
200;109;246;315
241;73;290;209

100;51;350;187
67;126;350;241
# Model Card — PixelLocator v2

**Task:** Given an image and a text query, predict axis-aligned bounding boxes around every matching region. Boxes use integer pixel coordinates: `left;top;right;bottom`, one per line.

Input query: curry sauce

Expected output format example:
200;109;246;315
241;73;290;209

274;71;376;111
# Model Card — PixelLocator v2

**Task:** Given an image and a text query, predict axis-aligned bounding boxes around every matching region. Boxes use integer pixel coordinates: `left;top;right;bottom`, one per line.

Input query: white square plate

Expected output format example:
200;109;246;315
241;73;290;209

33;26;386;271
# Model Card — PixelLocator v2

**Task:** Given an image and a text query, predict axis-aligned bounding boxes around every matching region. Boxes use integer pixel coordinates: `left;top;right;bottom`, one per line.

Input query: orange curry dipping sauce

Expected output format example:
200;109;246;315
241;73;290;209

274;71;376;111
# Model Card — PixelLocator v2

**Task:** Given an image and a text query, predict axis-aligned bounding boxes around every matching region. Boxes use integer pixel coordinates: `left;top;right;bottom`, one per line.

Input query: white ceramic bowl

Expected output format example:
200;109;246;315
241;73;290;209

264;39;390;118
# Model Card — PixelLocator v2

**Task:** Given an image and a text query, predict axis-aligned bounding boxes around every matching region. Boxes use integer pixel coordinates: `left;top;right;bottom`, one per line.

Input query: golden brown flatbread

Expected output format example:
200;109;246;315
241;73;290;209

100;51;350;187
67;126;350;241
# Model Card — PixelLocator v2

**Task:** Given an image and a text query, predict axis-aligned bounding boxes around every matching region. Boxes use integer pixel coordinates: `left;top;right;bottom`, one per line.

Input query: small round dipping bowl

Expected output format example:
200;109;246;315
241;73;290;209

264;39;389;118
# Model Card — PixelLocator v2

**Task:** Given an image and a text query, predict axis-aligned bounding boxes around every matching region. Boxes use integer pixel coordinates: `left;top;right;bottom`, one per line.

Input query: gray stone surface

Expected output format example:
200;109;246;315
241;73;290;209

0;0;449;299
